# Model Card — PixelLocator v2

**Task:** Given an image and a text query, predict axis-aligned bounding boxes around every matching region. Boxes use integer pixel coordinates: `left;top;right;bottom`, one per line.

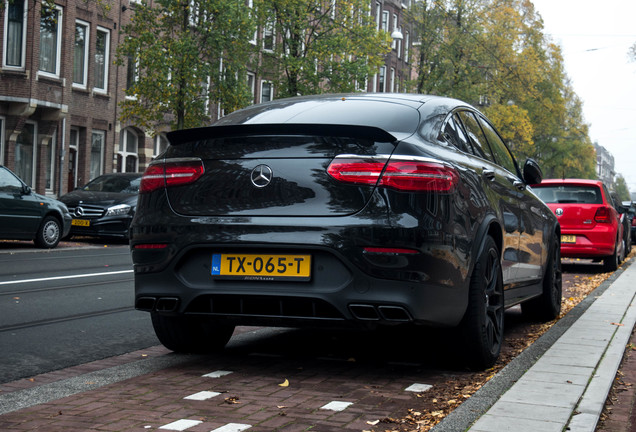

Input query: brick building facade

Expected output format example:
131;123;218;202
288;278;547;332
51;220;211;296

1;0;412;197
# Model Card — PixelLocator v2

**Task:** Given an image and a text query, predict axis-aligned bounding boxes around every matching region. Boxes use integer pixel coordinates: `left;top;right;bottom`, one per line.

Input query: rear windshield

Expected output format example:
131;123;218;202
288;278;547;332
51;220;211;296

534;185;602;204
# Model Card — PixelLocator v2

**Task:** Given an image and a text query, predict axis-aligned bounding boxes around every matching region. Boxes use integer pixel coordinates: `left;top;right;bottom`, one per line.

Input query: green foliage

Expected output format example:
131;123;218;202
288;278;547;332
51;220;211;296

615;175;631;202
406;0;597;179
116;0;256;130
254;0;391;97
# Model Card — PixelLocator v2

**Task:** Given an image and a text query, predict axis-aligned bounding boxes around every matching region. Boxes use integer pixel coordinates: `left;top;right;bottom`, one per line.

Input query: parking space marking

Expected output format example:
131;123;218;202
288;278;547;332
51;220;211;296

158;419;202;430
321;401;353;411
405;383;433;392
210;424;252;432
202;370;233;378
184;391;221;400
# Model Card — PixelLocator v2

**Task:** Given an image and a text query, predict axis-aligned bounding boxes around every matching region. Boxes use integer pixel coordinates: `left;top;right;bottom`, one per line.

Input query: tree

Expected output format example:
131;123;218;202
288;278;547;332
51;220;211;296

615;175;631;202
253;0;392;97
115;0;256;131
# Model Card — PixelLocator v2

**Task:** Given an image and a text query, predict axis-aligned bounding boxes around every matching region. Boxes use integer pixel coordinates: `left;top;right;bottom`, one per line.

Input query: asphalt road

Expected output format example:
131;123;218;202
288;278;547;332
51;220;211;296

0;243;159;383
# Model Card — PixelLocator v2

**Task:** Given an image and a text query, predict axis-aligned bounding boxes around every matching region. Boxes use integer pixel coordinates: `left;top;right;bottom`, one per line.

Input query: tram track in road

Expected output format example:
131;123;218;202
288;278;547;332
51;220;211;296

0;306;135;333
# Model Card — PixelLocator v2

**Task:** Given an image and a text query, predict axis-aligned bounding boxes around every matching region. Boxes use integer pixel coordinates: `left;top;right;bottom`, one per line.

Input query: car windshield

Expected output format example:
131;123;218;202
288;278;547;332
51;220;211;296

82;176;141;193
534;185;602;204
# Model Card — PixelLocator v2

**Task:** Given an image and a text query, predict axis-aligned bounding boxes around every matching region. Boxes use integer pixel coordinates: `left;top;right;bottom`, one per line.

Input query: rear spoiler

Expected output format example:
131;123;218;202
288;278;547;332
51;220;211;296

166;124;398;145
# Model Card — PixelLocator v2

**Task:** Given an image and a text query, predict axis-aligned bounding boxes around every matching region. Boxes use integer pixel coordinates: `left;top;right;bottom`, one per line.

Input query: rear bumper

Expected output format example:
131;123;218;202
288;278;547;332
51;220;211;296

560;227;617;257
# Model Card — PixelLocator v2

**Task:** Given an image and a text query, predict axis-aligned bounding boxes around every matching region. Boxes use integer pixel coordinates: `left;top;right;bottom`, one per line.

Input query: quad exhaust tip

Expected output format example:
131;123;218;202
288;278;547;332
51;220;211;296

349;304;412;322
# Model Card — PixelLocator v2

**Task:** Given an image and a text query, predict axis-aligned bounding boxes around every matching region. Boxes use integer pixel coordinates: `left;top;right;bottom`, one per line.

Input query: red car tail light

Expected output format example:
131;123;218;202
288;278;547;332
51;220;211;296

594;206;612;223
632;217;636;227
140;159;204;193
327;156;459;192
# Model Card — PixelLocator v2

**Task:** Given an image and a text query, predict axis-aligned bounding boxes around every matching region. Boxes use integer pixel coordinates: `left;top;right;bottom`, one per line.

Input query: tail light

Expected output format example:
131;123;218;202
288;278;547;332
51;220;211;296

594;207;611;223
327;156;459;192
140;159;204;193
632;217;636;227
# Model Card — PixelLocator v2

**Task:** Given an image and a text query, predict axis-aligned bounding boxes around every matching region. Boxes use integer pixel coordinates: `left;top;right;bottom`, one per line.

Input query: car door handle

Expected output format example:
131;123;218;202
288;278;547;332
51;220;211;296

482;169;495;181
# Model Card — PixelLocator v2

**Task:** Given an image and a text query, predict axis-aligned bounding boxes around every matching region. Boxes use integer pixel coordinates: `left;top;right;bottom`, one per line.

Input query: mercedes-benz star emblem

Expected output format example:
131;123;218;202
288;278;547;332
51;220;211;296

555;208;563;216
251;164;273;188
74;207;85;217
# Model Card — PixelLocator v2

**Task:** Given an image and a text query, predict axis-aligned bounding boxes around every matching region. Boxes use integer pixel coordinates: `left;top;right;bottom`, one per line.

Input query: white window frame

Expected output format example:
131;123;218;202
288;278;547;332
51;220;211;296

381;11;389;32
125;54;139;100
0;116;5;165
390;67;395;93
15;121;37;187
3;0;27;69
263;21;275;52
247;72;256;103
94;27;110;93
392;14;398;49
404;31;410;63
45;129;57;193
153;134;169;158
90;130;105;180
69;128;79;189
38;4;63;78
118;128;139;173
378;66;386;92
260;80;273;103
73;20;90;88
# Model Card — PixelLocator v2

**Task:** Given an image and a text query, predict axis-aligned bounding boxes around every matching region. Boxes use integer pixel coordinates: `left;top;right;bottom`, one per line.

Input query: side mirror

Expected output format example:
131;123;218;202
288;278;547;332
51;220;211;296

22;185;32;195
523;158;543;185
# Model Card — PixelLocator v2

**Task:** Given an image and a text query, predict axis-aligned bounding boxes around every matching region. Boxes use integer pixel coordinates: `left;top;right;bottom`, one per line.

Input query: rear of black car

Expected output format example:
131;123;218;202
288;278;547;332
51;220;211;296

130;120;473;340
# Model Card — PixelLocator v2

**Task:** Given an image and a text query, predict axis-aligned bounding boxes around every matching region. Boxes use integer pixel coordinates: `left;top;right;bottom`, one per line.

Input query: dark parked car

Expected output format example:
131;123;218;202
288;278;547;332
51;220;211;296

60;173;142;240
623;201;636;244
130;93;561;368
0;165;71;248
533;179;625;271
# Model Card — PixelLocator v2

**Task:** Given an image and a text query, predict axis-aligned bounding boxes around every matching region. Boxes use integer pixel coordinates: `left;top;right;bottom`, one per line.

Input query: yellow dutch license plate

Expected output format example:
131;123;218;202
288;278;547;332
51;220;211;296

561;235;576;244
71;219;90;227
211;253;311;281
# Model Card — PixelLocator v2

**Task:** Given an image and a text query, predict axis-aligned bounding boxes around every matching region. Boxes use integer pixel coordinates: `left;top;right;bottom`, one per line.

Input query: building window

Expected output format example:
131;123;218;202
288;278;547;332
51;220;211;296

154;134;169;158
261;81;273;102
378;66;386;92
45;130;57;192
126;54;138;98
381;11;389;32
390;68;395;93
375;2;381;30
68;128;79;189
90;130;105;180
118;128;139;173
15;122;36;187
3;0;27;68
73;20;90;87
0;117;5;165
39;3;63;77
263;21;275;52
392;14;398;49
404;31;410;63
94;27;110;92
247;72;256;103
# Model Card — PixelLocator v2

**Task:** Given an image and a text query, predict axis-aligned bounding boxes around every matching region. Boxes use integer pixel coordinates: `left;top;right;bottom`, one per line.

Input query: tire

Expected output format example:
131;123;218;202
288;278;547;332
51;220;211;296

521;233;562;321
34;216;61;249
151;313;235;353
458;236;504;369
603;242;620;272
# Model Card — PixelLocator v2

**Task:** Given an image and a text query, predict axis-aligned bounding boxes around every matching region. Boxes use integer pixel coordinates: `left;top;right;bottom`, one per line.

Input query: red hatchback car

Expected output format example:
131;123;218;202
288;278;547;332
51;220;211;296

533;179;625;271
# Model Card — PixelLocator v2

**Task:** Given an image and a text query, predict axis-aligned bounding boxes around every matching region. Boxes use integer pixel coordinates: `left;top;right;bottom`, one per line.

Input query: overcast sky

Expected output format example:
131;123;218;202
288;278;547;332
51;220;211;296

530;0;636;192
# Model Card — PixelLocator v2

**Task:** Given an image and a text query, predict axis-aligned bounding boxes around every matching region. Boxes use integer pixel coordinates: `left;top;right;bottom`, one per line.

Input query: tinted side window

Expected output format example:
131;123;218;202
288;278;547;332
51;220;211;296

442;116;470;153
478;116;517;174
457;111;493;162
0;167;23;193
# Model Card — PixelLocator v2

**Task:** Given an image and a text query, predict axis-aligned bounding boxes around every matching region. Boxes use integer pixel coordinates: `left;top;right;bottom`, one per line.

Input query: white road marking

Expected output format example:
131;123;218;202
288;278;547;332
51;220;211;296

158;419;202;430
405;383;433;392
202;370;233;378
184;391;221;400
0;270;133;286
321;401;353;411
210;424;251;432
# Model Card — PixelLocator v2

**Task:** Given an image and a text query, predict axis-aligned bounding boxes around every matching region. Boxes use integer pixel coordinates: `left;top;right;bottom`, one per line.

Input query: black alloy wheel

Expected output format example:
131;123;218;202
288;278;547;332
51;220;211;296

458;235;504;369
